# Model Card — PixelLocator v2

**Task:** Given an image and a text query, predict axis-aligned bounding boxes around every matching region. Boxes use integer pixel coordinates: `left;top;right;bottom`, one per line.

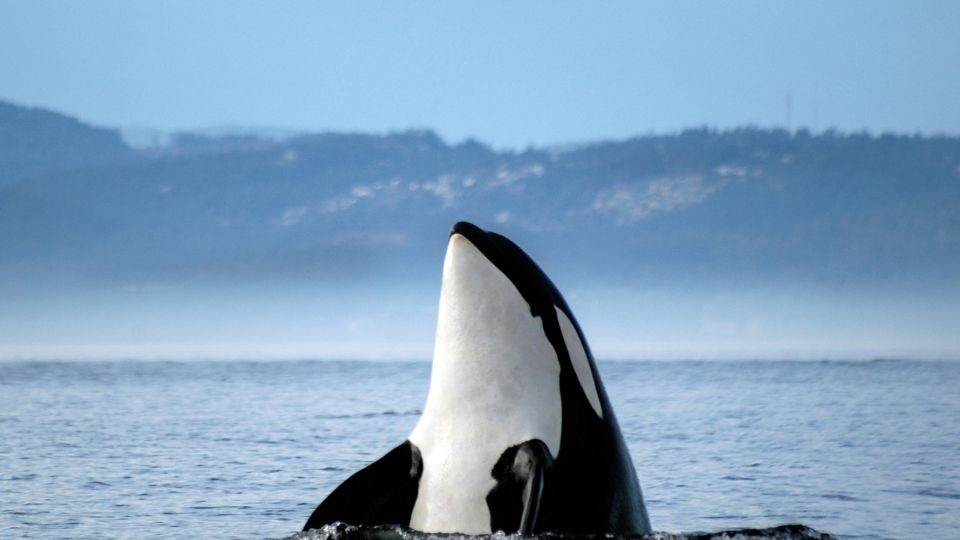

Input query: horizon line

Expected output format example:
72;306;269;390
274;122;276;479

1;342;957;364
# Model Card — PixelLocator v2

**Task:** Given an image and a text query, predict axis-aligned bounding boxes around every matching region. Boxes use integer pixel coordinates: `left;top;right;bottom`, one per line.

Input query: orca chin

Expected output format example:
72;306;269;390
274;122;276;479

303;221;652;536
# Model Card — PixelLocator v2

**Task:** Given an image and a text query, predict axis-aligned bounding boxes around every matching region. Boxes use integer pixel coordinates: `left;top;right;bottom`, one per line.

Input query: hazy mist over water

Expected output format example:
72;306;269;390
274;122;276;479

1;360;957;539
4;280;959;362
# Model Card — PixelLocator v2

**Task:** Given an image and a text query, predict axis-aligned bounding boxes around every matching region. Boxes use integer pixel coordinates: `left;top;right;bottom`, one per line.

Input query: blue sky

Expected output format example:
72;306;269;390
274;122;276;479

2;1;959;148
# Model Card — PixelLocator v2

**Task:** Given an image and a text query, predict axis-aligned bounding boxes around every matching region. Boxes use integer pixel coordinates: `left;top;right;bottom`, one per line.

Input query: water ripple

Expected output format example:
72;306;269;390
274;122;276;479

1;360;956;539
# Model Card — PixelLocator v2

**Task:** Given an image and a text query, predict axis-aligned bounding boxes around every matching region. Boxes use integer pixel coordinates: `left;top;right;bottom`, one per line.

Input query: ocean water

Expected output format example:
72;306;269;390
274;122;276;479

1;360;957;540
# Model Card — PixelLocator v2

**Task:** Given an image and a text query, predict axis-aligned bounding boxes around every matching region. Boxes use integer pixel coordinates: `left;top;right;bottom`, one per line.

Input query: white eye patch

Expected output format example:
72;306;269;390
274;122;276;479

555;306;603;418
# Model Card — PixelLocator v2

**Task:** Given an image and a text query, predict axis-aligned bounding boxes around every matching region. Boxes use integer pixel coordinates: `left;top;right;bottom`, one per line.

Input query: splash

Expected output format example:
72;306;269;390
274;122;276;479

286;523;835;540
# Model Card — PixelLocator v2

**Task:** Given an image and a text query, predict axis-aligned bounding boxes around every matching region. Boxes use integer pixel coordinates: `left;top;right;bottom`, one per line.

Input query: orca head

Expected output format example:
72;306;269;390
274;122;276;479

441;221;604;417
407;221;610;534
426;221;604;428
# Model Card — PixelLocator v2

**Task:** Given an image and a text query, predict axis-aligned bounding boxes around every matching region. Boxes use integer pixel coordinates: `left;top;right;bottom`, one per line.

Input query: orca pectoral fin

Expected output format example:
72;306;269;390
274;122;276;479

486;439;553;535
517;443;547;534
303;440;423;531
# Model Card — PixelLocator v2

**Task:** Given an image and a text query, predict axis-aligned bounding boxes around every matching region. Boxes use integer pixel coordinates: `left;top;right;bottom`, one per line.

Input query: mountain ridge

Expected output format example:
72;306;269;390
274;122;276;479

2;100;959;293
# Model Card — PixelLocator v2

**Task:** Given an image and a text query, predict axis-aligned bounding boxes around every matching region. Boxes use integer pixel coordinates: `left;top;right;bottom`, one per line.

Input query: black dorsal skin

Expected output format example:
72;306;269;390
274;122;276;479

451;221;651;535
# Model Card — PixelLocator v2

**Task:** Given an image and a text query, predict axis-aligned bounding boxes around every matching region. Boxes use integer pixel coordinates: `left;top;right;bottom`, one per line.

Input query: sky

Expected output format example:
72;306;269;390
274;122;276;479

2;1;959;148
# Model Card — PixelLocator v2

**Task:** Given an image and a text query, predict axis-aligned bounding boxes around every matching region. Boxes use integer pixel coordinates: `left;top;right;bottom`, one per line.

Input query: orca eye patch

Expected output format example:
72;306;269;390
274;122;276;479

555;306;603;418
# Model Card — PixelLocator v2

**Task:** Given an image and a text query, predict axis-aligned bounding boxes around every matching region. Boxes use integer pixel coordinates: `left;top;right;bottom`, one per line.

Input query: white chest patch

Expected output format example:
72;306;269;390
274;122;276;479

408;235;563;534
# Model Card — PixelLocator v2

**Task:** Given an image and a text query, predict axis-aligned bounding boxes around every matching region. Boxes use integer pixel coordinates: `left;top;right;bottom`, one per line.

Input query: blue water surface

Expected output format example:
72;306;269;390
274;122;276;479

1;360;957;539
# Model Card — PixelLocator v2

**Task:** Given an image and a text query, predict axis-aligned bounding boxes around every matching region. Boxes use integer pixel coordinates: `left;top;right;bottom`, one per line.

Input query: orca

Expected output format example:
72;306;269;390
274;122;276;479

303;221;652;536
